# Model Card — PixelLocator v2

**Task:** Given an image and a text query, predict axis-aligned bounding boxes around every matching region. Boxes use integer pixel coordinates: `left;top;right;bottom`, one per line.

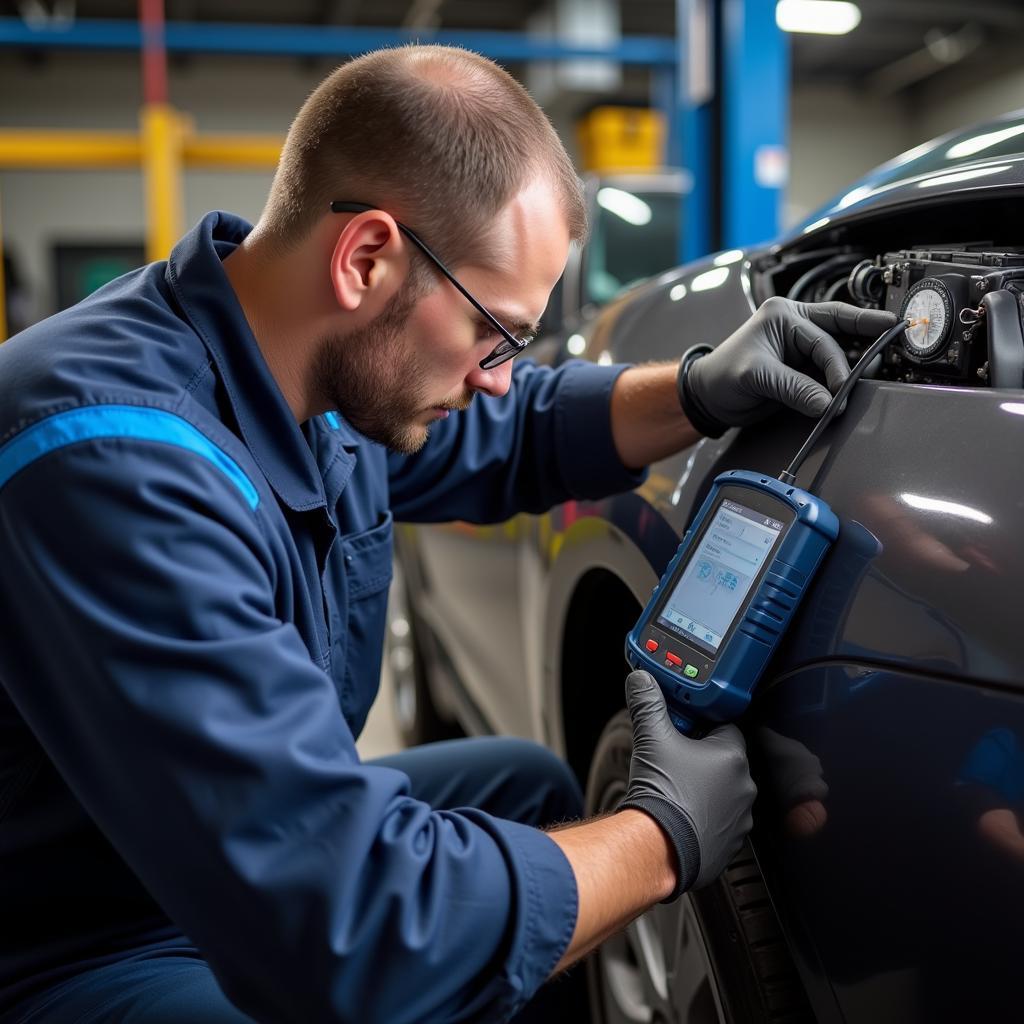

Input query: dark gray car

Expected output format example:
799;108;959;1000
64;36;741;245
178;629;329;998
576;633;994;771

390;110;1024;1023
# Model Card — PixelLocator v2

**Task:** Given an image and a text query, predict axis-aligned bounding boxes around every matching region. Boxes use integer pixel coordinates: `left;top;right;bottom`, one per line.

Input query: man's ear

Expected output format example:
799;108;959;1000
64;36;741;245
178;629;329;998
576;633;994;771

329;211;406;313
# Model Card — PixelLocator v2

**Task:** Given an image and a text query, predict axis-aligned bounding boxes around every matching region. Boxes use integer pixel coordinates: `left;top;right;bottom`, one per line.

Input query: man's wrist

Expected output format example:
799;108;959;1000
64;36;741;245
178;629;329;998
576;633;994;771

614;808;680;903
676;345;728;440
618;794;700;900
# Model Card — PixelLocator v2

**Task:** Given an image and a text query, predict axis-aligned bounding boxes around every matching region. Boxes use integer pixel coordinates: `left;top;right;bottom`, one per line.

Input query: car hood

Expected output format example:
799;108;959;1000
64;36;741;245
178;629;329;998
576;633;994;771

785;109;1024;242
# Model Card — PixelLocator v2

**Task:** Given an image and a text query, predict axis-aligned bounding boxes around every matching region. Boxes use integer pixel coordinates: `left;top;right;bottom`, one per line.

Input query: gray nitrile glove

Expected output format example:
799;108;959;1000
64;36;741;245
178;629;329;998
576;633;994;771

679;297;899;438
619;671;757;899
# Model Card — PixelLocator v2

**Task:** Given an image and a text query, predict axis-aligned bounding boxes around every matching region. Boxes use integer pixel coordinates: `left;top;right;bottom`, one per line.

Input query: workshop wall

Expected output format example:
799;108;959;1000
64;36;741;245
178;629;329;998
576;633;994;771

911;38;1024;143
786;84;910;228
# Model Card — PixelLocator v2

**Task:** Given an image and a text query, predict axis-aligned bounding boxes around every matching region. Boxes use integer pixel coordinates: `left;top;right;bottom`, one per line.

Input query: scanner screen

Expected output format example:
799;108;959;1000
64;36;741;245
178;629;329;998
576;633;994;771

657;499;784;653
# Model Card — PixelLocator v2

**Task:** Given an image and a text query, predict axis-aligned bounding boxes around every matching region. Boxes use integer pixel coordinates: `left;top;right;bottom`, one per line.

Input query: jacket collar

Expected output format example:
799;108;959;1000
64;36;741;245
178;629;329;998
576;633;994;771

166;211;329;512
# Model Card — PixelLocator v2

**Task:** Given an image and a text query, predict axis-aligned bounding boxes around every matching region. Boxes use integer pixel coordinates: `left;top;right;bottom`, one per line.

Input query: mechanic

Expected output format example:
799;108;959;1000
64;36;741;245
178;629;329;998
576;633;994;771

0;45;897;1024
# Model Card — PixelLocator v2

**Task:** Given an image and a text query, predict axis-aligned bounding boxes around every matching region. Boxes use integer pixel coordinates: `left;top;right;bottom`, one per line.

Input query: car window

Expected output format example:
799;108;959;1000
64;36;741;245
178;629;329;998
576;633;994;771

585;188;681;306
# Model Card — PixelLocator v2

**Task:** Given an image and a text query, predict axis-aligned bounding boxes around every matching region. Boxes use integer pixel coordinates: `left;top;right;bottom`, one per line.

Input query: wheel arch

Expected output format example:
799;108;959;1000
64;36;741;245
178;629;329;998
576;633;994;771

540;516;660;788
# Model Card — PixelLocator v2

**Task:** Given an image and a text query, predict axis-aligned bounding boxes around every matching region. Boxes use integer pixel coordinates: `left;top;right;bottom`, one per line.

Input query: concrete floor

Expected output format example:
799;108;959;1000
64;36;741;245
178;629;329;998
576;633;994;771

355;662;405;761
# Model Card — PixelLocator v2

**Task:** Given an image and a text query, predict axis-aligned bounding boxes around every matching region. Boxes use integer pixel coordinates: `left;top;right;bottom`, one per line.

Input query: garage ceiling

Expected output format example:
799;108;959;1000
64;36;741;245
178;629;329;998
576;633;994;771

2;0;1022;93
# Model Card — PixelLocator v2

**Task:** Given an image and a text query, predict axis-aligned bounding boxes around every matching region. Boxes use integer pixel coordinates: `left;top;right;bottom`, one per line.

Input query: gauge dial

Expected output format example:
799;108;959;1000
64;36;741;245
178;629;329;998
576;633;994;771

900;278;953;360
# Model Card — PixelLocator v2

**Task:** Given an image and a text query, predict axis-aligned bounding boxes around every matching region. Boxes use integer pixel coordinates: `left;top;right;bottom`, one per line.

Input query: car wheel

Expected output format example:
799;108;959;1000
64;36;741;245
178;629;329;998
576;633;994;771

585;711;814;1024
386;560;459;747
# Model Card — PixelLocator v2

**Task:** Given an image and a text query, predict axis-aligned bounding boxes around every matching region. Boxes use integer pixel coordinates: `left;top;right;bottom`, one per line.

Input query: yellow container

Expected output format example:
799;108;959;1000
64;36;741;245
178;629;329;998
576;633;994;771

576;106;664;173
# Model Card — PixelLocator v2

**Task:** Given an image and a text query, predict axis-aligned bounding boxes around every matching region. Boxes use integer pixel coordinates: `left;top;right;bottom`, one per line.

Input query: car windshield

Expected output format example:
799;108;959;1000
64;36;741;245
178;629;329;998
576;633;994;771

585;187;681;305
820;109;1024;215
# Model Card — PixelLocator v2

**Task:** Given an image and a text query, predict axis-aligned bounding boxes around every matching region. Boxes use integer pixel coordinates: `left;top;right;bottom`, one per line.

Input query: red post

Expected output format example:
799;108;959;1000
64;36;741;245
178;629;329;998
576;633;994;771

139;0;168;105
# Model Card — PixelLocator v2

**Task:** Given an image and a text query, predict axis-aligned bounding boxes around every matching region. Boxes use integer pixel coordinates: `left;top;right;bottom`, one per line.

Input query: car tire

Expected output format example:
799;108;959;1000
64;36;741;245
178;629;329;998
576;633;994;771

585;710;814;1024
386;560;460;748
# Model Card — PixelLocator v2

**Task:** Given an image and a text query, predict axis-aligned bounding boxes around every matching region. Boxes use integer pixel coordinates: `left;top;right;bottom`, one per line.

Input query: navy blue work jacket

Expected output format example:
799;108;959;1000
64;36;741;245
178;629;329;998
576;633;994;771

0;212;644;1023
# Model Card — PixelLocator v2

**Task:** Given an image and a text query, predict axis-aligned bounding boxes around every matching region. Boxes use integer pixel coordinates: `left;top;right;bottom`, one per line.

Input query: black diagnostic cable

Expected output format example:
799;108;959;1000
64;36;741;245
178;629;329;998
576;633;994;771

779;318;911;485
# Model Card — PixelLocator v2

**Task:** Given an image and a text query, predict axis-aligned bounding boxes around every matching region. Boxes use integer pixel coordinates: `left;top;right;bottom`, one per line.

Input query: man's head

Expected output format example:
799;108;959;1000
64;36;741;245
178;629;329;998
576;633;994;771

254;45;586;451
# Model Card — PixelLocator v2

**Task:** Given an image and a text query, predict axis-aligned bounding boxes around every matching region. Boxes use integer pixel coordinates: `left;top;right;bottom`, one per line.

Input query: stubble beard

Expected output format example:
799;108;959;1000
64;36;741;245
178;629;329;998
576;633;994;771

311;288;473;455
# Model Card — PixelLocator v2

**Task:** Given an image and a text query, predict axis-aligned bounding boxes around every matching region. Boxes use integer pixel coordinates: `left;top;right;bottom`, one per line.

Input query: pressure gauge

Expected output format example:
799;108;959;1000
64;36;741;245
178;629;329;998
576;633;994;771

900;278;954;360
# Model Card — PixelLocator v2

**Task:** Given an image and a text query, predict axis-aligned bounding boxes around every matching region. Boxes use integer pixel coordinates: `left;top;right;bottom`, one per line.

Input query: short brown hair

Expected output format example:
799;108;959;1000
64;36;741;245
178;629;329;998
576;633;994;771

261;45;587;268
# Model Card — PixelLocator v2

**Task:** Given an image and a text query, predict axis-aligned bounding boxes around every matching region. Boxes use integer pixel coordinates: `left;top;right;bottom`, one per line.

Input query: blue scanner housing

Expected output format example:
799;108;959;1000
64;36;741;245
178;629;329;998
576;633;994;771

626;470;839;735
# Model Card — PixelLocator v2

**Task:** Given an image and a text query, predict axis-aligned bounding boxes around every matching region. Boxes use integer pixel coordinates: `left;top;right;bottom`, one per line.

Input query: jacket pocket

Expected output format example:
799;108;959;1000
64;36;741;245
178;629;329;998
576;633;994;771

328;511;393;734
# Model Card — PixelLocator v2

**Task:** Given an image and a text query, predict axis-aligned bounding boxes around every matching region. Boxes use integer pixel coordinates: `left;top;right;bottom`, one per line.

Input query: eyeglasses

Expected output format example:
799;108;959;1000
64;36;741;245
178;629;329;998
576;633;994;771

330;201;535;370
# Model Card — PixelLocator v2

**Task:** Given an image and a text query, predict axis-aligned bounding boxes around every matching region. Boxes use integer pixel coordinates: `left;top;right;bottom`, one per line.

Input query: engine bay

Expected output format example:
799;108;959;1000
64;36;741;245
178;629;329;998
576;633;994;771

755;241;1024;388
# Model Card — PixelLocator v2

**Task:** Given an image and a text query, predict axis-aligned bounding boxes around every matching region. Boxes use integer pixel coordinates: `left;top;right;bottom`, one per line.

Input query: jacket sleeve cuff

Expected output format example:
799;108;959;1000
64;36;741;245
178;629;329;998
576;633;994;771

555;360;648;498
483;815;579;1015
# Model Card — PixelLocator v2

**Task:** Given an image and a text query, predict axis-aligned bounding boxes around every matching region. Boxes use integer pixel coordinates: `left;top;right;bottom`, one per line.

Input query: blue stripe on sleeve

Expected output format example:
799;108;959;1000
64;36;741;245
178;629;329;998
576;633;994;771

0;405;260;510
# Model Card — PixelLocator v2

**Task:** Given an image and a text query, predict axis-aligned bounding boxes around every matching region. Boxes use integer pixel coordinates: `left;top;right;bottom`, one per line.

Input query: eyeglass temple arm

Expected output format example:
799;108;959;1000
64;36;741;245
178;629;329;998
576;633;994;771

329;201;524;350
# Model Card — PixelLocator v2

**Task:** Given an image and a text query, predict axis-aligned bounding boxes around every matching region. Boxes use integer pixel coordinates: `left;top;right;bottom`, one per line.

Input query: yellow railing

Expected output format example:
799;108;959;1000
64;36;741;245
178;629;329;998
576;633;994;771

0;113;285;338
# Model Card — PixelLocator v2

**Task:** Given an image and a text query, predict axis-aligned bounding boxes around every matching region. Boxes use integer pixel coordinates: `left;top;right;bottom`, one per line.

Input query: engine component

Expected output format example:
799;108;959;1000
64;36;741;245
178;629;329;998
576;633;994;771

847;259;885;305
874;248;1024;384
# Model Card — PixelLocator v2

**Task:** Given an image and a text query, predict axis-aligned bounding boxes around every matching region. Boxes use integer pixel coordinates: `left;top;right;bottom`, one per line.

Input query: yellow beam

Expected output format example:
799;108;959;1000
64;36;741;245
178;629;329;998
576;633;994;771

0;129;284;171
183;135;282;169
0;130;141;168
141;104;185;263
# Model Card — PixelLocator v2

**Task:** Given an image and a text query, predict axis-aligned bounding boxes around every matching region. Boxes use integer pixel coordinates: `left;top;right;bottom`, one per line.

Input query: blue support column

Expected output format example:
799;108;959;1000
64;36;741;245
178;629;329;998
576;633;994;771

721;0;789;249
673;0;713;264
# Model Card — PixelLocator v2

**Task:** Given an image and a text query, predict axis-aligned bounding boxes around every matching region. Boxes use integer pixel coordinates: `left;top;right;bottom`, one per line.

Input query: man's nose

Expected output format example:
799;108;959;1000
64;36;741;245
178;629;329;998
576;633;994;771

465;359;514;398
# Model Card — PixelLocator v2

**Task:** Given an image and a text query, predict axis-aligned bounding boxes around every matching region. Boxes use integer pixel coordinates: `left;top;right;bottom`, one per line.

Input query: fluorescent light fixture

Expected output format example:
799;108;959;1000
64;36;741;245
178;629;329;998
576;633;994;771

690;267;730;292
901;492;992;525
713;249;744;267
597;351;613;366
566;333;587;356
945;124;1024;160
669;283;688;301
776;0;861;35
597;187;652;226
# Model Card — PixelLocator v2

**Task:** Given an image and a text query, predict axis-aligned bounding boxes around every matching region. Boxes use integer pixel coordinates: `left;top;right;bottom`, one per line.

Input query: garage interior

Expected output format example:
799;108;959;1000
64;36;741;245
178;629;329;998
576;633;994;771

2;3;1024;1023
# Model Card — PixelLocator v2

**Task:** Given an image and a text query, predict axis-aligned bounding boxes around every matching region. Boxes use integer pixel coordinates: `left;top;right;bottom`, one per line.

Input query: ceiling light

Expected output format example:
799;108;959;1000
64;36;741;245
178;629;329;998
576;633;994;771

597;188;652;226
776;1;861;35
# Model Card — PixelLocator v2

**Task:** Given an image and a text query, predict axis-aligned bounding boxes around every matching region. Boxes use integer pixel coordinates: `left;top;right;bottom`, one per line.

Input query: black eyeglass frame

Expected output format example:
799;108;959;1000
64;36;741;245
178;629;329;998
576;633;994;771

330;201;532;370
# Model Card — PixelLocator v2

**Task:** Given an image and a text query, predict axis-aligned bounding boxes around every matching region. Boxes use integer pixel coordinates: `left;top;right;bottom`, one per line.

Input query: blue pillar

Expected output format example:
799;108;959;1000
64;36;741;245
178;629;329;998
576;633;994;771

721;0;789;249
674;0;713;264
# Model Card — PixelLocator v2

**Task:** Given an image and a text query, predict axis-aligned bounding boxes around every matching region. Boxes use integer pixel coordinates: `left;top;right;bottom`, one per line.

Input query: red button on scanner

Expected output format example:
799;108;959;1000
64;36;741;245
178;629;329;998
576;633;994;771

665;651;682;667
645;639;659;653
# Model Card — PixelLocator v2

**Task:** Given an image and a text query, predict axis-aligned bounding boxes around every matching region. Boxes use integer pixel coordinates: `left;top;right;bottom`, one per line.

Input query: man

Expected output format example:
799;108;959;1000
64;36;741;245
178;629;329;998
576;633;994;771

0;46;895;1024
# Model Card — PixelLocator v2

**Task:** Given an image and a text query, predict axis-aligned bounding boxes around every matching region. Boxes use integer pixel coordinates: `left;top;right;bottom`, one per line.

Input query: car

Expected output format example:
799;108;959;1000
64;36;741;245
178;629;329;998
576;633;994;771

389;109;1024;1023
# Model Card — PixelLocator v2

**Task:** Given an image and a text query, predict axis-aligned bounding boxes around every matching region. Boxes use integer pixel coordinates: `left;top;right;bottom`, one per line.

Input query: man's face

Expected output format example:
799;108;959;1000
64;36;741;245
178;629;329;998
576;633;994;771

314;178;571;453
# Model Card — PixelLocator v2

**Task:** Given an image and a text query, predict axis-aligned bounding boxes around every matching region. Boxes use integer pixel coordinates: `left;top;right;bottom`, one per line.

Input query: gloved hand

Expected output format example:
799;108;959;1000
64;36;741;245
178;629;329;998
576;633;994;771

619;670;756;899
678;297;899;438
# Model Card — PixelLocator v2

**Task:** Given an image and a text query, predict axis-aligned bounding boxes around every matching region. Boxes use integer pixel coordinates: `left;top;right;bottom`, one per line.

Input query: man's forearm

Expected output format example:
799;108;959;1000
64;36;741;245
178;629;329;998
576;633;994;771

547;809;677;973
610;362;703;469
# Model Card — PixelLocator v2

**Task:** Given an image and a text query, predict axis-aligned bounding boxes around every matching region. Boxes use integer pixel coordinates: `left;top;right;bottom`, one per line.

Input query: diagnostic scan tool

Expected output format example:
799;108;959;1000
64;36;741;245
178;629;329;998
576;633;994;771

627;317;910;734
626;472;838;735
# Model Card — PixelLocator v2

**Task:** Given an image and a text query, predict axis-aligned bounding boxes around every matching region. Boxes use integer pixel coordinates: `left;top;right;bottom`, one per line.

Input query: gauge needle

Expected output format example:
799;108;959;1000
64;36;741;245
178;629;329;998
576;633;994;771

908;317;929;327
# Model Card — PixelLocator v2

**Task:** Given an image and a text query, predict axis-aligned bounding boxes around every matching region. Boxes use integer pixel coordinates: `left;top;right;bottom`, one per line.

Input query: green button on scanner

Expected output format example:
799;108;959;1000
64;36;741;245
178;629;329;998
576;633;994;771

684;664;699;679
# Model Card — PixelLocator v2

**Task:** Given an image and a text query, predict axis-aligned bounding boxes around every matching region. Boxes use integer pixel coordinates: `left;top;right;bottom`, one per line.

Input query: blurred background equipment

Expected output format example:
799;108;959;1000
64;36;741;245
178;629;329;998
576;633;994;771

1;0;1023;340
